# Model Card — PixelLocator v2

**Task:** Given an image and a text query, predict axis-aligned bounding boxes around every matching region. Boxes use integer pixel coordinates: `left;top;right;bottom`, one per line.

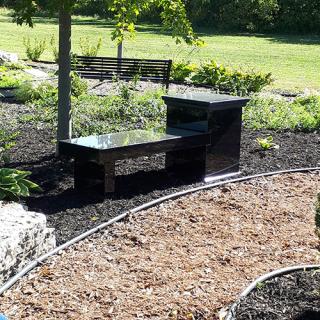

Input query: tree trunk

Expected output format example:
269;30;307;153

57;6;72;144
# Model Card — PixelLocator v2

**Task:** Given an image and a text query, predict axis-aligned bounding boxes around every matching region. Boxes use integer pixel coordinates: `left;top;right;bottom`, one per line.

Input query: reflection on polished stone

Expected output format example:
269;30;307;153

163;92;249;109
64;127;205;150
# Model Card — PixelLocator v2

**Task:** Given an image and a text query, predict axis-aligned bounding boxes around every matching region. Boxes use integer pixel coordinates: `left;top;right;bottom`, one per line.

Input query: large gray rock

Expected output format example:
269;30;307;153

0;50;18;64
0;202;55;286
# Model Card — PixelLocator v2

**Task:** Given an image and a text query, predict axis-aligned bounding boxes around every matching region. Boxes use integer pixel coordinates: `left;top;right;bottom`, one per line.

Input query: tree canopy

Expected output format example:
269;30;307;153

10;0;203;46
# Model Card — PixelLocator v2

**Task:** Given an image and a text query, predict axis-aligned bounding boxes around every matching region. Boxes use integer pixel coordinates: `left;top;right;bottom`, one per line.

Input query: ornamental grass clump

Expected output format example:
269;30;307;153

23;36;46;61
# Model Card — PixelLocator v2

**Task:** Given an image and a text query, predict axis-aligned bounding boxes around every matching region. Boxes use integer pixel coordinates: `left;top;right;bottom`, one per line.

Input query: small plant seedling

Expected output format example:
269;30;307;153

256;282;265;290
256;136;279;151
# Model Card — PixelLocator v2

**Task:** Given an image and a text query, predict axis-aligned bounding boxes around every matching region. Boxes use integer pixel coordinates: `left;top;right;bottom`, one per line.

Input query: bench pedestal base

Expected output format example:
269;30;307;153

74;146;208;194
165;146;207;178
74;160;116;193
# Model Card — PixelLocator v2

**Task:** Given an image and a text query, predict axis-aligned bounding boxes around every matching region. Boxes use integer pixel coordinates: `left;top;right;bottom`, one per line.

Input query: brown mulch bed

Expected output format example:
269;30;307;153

1;172;320;320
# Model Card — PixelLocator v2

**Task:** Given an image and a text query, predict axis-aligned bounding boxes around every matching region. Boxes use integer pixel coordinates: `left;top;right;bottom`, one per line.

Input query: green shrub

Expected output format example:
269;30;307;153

170;61;197;82
50;35;59;63
79;36;102;57
0;72;21;88
23;36;46;61
0;168;41;201
15;74;86;104
19;79;166;137
191;60;272;96
0;128;19;164
71;72;88;97
3;61;29;70
15;81;58;103
0;66;30;88
243;93;320;131
72;82;166;137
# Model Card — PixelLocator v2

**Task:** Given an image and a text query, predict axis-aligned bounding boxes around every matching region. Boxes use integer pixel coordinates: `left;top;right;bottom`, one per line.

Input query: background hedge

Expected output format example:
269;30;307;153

1;0;320;34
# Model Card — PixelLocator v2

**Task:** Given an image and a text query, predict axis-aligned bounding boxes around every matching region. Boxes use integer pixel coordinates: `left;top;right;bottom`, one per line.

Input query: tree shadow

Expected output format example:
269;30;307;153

251;33;320;46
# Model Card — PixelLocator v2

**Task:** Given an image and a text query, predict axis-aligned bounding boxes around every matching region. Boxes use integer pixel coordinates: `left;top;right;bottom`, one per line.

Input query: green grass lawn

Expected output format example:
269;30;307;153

1;8;320;90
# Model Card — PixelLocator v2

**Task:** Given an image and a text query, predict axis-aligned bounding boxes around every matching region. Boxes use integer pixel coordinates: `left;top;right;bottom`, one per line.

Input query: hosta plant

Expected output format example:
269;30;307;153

0;168;42;201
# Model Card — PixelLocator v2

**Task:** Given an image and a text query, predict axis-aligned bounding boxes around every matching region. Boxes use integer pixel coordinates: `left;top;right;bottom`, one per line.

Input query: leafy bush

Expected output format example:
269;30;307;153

15;81;58;103
0;168;41;201
0;72;22;88
71;72;88;97
50;35;59;63
243;93;320;131
72;83;166;137
23;36;46;61
3;61;29;70
170;61;197;82
0;67;30;89
18;79;166;137
0;128;19;164
15;73;86;104
79;36;102;57
191;60;272;96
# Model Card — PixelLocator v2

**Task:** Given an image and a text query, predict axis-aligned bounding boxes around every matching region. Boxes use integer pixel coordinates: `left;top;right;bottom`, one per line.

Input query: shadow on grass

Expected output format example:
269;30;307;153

246;33;320;45
6;12;319;46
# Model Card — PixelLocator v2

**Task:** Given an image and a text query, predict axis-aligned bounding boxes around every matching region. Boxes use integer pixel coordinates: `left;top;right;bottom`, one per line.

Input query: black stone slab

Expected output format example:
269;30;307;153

163;93;249;110
163;92;249;180
59;127;211;193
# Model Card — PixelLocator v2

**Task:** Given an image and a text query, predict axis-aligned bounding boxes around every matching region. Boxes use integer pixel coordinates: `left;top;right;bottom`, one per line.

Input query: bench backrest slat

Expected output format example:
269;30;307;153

72;55;172;88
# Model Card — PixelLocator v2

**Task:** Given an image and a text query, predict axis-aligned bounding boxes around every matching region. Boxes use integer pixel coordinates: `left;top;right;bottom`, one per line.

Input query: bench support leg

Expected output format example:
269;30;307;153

74;160;116;194
165;146;207;179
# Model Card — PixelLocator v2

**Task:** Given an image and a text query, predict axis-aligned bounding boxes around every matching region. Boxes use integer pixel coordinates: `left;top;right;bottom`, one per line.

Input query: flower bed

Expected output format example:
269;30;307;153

0;172;319;319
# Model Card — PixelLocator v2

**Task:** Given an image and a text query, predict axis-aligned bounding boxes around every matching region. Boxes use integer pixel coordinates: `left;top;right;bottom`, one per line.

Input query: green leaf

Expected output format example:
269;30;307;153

21;179;42;192
18;181;30;197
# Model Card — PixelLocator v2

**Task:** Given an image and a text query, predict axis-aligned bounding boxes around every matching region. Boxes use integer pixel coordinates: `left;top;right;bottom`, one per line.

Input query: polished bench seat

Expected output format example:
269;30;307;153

59;127;211;193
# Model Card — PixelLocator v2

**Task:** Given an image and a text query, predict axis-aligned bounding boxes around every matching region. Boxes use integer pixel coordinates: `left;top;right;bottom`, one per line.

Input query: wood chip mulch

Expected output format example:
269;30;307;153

1;172;320;320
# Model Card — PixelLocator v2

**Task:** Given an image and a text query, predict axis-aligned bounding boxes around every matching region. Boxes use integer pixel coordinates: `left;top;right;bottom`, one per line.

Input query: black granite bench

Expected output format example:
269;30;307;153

72;56;172;89
59;127;211;193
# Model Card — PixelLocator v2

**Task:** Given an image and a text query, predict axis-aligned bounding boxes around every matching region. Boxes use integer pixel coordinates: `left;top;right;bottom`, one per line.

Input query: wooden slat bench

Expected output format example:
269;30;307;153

59;127;211;193
72;56;172;89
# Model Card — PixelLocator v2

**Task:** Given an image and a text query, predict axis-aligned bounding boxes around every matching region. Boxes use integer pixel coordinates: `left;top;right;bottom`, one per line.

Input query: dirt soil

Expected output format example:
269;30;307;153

234;269;320;320
0;172;319;319
1;100;319;245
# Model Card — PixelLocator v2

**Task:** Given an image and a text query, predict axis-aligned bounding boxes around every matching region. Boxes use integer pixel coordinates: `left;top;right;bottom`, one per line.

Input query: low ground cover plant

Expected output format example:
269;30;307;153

79;36;102;57
17;78;166;137
50;35;59;63
13;73;320;136
0;64;30;89
243;93;320;132
0;168;41;201
170;60;273;95
0;127;19;164
23;36;47;61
